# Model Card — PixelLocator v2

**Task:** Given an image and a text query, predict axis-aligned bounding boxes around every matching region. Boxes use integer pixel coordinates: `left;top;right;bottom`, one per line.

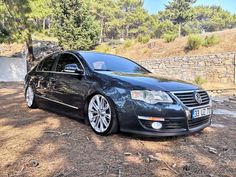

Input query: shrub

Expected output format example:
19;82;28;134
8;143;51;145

194;76;206;85
124;40;134;48
203;35;220;47
187;34;204;50
137;35;150;44
155;20;178;38
0;26;10;43
143;49;149;54
162;33;177;43
108;39;123;46
95;43;111;53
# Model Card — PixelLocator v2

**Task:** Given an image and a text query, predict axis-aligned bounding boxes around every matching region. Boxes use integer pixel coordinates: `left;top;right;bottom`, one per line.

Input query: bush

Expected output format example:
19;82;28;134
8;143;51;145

155;20;178;38
194;76;206;85
124;40;135;48
137;35;150;44
203;35;220;47
187;34;204;50
0;25;10;43
95;43;111;53
162;33;177;43
108;39;123;46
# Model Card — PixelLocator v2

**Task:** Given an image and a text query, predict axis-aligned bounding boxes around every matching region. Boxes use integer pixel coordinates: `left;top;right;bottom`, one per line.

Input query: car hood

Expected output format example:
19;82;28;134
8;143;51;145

97;71;200;91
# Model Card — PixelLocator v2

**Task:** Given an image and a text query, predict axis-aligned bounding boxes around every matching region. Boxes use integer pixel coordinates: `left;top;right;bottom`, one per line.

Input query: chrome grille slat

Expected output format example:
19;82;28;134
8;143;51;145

173;90;210;107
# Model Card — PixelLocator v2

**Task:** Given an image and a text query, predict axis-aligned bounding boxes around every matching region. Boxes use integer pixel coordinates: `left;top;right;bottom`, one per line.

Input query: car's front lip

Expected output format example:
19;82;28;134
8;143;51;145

120;117;211;137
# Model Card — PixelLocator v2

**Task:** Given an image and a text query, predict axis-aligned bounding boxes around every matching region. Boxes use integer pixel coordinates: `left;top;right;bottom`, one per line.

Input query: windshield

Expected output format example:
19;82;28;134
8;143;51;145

79;52;149;73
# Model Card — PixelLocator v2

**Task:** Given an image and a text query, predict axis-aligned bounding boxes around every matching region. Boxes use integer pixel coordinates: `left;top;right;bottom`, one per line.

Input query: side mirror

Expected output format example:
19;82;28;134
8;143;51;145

63;64;83;74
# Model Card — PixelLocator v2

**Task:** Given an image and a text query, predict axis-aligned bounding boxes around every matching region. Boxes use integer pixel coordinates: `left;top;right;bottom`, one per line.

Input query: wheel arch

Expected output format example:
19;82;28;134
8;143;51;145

83;90;120;131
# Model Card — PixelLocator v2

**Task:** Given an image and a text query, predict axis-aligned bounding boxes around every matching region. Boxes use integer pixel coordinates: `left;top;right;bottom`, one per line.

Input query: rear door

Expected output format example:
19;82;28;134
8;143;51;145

34;55;57;97
50;53;88;110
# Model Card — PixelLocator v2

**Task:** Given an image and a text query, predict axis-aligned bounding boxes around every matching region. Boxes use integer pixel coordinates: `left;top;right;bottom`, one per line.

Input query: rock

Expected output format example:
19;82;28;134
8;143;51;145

124;152;132;156
183;164;191;171
205;146;218;154
23;40;63;70
28;159;39;167
147;154;161;162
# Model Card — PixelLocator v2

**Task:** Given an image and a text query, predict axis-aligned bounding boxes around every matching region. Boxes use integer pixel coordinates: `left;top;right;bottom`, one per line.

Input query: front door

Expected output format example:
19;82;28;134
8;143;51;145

51;53;88;110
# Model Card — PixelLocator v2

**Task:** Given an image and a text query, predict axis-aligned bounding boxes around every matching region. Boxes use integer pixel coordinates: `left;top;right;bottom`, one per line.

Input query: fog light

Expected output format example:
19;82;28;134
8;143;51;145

151;122;162;130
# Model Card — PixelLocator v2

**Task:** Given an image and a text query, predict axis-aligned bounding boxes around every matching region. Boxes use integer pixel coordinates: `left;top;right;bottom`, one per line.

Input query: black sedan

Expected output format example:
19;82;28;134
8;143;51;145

24;51;212;136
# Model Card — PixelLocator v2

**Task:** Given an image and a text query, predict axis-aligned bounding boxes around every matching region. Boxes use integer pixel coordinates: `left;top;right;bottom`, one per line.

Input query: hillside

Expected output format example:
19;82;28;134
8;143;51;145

1;28;236;60
109;28;236;60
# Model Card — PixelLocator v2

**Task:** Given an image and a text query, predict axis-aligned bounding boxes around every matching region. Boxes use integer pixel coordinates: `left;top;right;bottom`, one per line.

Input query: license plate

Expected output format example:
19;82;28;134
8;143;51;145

192;107;211;119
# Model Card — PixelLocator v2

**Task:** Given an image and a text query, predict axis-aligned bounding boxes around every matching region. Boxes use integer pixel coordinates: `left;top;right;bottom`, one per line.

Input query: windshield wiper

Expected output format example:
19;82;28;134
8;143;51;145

94;69;113;71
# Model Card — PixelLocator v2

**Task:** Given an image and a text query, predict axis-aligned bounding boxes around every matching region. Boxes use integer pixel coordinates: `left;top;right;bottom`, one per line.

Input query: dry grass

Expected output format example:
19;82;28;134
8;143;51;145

0;43;24;57
115;28;236;60
0;83;236;177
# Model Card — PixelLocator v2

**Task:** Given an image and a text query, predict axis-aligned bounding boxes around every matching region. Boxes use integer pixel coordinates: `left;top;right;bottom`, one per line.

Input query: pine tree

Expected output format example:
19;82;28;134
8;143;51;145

165;0;196;37
1;0;36;61
51;0;100;50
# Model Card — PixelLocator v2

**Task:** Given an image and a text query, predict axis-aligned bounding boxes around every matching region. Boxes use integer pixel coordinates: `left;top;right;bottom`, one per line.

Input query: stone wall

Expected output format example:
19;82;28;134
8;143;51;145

137;52;236;84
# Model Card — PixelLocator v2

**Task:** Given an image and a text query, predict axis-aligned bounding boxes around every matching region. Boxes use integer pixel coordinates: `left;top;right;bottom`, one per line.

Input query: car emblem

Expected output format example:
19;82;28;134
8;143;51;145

194;92;203;104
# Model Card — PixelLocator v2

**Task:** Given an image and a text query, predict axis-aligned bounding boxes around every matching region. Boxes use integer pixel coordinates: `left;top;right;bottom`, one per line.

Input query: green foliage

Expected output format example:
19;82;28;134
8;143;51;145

124;39;135;48
182;21;201;35
0;24;10;43
192;6;236;32
165;0;197;36
194;75;206;85
0;0;235;51
203;35;220;47
162;33;177;43
154;20;178;38
187;34;204;50
95;43;111;53
137;35;150;44
51;0;100;50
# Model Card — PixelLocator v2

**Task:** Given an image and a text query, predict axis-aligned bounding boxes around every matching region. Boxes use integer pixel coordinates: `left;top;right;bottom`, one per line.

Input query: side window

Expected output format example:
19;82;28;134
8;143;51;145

56;53;83;72
37;55;55;71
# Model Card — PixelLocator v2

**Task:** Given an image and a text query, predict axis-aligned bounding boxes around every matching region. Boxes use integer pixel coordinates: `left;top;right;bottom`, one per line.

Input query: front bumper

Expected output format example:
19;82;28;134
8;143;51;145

117;98;212;137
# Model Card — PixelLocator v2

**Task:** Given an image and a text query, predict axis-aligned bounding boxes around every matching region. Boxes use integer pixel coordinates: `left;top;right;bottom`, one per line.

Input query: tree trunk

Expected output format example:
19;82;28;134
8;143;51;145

43;18;46;30
99;18;104;44
26;33;35;62
178;23;182;37
126;25;129;39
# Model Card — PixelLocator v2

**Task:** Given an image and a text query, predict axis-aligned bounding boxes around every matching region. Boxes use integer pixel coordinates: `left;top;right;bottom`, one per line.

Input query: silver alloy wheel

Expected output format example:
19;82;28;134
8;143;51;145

88;95;112;133
26;86;34;107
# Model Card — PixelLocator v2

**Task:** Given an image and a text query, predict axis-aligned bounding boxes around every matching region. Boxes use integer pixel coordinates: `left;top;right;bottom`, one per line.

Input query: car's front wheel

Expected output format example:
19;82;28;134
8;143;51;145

25;85;37;108
88;94;118;135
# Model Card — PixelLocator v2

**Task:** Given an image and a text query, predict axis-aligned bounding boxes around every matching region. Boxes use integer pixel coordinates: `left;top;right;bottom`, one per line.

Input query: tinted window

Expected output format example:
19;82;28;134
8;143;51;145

56;53;83;72
37;55;55;71
80;52;149;73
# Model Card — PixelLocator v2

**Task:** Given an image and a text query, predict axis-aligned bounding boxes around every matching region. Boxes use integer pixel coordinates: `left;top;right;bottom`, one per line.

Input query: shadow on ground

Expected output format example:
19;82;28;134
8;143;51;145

0;83;235;177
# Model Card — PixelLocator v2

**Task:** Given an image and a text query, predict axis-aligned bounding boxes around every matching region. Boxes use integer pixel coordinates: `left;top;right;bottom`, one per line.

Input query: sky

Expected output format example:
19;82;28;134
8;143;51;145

144;0;236;14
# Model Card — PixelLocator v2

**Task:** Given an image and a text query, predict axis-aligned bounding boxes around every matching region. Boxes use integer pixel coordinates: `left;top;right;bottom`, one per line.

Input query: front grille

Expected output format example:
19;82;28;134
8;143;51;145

173;91;210;107
188;116;210;128
162;119;186;129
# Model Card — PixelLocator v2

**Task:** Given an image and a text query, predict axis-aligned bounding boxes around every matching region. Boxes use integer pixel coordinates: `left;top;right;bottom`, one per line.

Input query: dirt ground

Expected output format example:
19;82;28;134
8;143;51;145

0;83;235;177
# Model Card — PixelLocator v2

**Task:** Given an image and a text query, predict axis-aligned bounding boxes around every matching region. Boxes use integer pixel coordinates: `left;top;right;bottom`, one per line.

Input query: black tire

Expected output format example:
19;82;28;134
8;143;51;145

87;94;118;136
25;85;38;108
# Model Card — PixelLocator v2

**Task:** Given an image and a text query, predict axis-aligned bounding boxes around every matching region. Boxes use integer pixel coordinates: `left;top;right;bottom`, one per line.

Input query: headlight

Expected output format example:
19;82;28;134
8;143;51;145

131;90;173;104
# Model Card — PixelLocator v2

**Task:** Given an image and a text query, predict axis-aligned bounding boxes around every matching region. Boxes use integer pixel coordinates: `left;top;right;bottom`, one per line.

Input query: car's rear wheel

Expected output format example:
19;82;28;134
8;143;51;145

88;94;118;135
25;86;37;108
